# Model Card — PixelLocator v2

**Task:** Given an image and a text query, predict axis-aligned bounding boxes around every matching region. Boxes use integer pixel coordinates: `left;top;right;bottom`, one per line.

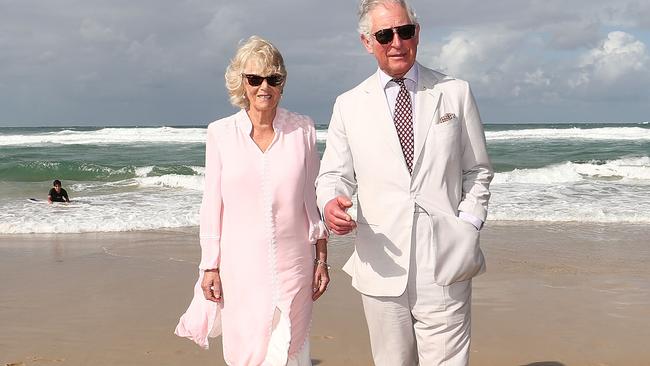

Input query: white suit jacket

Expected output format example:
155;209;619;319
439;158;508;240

316;63;493;296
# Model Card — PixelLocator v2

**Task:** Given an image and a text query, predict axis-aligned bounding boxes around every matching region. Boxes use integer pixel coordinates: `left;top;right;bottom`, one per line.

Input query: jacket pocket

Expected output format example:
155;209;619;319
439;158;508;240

431;213;485;285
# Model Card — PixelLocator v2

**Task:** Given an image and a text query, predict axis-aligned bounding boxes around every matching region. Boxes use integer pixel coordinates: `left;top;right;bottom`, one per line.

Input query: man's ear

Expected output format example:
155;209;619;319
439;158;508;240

361;34;374;54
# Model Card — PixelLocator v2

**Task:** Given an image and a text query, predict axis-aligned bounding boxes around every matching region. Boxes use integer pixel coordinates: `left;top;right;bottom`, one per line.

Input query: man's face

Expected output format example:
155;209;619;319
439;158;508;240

361;2;419;78
54;184;61;193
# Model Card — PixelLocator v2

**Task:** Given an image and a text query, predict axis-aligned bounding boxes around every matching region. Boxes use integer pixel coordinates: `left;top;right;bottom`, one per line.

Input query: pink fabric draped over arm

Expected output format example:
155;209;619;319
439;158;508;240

304;122;328;243
199;123;223;270
175;122;223;349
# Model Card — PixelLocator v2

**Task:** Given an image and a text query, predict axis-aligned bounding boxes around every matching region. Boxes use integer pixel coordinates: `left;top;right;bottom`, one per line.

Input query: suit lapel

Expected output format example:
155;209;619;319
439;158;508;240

413;64;441;169
361;72;405;161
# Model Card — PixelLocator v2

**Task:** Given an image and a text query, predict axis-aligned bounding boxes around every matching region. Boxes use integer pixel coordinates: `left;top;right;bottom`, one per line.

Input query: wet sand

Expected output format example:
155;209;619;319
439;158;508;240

1;223;649;366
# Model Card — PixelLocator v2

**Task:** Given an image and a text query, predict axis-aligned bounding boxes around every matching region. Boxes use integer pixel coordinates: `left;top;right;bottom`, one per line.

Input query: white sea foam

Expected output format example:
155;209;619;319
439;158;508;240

315;126;650;142
0;127;206;146
488;157;650;223
134;166;154;177
316;129;328;143
2;156;649;233
4;126;647;147
487;190;650;223
485;127;650;141
191;166;205;175
134;174;204;190
0;190;201;234
493;157;650;184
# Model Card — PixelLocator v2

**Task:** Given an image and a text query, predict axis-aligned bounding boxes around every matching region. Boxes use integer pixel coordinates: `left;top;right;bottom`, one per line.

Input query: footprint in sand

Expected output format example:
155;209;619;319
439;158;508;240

312;335;336;340
27;356;66;363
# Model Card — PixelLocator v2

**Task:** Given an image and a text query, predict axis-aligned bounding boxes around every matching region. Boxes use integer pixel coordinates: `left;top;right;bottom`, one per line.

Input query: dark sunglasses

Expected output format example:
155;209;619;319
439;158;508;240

242;73;284;87
372;24;417;45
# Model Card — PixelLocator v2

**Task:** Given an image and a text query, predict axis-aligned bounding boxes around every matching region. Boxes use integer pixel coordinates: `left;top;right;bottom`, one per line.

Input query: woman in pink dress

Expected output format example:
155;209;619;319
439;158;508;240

175;36;329;366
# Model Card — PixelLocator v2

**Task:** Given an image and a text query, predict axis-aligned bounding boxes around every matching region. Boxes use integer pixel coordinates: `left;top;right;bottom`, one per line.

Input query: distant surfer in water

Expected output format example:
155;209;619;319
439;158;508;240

48;179;70;204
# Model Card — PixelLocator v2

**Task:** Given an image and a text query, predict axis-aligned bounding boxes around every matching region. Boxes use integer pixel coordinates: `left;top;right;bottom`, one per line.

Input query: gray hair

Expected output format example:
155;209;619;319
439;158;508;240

357;0;418;36
224;36;287;109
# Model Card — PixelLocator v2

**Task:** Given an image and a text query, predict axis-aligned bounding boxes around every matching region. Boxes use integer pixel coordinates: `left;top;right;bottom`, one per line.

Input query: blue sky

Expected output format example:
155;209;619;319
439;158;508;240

1;0;649;126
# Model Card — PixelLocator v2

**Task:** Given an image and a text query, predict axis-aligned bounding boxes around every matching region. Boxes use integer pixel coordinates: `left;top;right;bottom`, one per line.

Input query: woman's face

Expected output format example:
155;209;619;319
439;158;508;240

242;60;283;114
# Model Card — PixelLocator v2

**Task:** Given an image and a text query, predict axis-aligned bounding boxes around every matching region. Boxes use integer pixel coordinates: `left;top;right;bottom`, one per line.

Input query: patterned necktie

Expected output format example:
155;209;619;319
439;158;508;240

392;78;414;174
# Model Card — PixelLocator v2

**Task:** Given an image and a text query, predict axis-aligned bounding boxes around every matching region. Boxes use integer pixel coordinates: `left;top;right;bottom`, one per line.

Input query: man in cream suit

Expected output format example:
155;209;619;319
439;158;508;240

316;0;493;365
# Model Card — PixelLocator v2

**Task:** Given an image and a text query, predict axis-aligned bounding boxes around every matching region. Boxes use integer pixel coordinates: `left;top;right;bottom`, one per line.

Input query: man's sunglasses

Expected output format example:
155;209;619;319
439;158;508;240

372;24;417;45
242;74;284;87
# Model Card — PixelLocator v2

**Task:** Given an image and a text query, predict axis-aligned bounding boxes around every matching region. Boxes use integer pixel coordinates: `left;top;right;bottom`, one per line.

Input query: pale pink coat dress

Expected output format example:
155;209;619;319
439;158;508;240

175;108;328;366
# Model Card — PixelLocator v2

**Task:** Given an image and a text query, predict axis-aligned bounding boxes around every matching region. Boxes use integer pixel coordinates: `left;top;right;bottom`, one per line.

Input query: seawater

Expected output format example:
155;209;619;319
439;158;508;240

1;123;649;233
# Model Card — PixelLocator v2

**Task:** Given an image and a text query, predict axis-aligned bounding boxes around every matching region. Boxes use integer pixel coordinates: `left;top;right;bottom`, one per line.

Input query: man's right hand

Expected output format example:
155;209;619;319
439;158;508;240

324;196;356;235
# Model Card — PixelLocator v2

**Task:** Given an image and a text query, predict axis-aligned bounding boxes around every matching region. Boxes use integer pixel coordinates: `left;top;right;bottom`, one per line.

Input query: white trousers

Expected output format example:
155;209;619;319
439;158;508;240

361;208;472;366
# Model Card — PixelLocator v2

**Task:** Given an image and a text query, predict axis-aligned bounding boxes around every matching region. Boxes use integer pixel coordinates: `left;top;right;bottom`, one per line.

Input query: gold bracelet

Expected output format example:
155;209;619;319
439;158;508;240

314;259;331;270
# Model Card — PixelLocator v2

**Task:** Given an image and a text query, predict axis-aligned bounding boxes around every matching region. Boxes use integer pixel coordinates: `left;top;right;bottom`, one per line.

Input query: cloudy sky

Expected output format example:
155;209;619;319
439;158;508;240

1;0;649;126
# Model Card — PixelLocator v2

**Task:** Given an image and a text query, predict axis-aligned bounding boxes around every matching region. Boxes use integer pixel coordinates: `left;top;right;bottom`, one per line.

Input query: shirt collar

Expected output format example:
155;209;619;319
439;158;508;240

378;63;418;89
236;108;283;135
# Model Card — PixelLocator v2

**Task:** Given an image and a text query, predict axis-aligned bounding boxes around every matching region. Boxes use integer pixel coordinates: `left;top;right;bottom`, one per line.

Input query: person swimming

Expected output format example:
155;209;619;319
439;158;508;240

48;179;70;204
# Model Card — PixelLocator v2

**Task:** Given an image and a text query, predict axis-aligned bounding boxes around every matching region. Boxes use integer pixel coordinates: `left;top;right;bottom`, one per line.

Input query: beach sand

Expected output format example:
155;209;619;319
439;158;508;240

1;223;649;366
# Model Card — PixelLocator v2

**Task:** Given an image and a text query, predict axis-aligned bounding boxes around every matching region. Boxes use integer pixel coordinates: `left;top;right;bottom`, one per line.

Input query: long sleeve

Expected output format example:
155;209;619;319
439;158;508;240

199;123;223;270
457;81;494;221
304;120;328;243
316;98;358;213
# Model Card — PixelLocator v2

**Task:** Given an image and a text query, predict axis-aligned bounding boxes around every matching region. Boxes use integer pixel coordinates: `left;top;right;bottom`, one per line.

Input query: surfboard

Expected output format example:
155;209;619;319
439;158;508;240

27;198;76;206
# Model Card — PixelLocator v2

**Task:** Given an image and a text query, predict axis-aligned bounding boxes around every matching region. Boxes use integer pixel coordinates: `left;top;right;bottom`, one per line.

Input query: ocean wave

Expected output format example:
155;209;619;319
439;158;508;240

316;130;328;143
487;209;650;223
0;192;201;234
493;156;650;184
485;127;650;141
0;127;206;146
488;181;650;223
191;166;205;175
314;126;650;143
5;125;648;147
134;174;204;190
0;161;204;182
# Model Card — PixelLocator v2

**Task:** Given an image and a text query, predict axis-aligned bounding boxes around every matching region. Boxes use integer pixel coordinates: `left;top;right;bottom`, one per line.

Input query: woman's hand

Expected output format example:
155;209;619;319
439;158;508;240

312;261;330;301
312;238;329;301
201;269;222;302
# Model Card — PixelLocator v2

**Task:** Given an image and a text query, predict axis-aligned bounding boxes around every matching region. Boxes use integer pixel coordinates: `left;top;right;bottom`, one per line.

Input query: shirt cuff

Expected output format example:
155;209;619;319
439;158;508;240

458;211;483;230
199;236;221;270
309;221;329;244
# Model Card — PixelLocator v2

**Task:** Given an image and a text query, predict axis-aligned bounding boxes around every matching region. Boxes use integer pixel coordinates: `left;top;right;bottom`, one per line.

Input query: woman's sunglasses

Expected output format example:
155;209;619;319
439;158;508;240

242;74;284;87
372;24;417;45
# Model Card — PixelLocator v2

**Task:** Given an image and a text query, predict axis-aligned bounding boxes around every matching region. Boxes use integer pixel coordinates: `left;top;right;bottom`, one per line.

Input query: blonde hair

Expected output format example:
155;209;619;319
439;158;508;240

224;36;287;109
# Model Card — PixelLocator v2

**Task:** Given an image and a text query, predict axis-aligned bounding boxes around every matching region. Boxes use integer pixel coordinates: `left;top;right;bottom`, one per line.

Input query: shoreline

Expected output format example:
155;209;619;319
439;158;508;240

1;223;649;365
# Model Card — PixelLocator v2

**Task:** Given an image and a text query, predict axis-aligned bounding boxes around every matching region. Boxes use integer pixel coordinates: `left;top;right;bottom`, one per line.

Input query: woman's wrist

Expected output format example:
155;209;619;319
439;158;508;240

314;258;331;270
204;268;219;272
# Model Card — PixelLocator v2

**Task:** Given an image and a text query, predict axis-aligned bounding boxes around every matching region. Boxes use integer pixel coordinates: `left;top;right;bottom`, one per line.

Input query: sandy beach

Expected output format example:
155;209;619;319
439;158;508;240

1;223;649;366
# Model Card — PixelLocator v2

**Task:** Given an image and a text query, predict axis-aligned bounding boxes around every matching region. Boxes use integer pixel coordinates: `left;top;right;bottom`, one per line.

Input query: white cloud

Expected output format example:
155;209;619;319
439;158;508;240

524;69;551;87
430;29;523;83
426;25;650;116
579;31;648;82
1;0;649;125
